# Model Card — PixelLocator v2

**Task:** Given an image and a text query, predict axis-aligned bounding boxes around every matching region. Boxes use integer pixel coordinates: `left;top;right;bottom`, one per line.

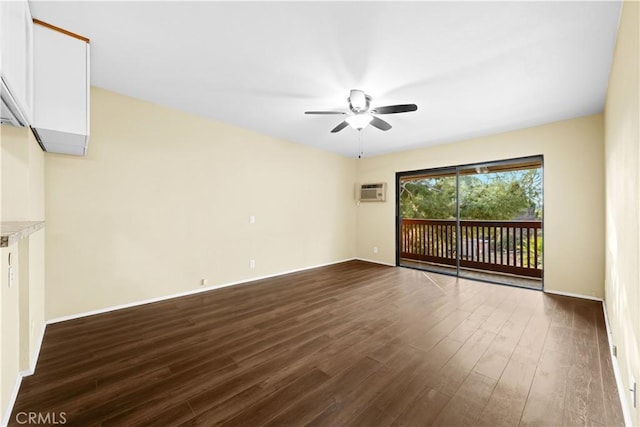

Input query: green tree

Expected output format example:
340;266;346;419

400;167;542;221
459;174;529;220
519;168;543;218
400;176;456;219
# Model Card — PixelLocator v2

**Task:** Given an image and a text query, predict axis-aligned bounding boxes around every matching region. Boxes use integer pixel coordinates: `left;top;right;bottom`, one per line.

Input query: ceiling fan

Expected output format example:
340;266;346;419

305;89;418;133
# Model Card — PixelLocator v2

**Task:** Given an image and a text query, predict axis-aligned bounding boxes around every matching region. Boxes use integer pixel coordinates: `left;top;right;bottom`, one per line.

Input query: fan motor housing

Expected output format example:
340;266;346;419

348;90;371;113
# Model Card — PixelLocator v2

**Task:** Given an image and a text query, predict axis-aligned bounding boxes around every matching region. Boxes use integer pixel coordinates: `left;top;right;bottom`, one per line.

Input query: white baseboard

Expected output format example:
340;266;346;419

602;302;633;427
1;375;22;427
543;289;603;302
1;322;47;427
46;258;357;325
28;324;47;375
4;259;359;426
6;262;630;427
355;257;396;267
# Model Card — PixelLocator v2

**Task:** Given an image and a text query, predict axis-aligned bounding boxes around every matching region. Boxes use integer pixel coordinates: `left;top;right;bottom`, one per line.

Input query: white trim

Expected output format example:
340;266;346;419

1;375;23;427
1;323;48;427
543;289;603;302
355;257;396;267
46;258;356;324
28;324;47;375
4;259;359;425
602;301;633;427
7;262;629;427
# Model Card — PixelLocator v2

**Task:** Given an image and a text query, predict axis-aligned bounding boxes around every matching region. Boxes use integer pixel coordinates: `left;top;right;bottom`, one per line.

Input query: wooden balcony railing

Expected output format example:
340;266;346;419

401;218;542;278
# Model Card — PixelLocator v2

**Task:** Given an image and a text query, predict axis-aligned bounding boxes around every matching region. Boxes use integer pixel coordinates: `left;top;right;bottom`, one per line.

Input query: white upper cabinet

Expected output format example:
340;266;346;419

0;0;34;125
32;20;90;156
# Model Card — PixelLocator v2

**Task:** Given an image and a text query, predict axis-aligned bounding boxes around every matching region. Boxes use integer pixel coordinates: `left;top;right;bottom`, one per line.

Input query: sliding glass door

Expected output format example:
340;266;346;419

397;156;543;289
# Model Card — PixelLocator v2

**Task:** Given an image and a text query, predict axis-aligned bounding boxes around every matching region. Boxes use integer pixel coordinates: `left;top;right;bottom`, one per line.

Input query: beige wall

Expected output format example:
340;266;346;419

0;244;20;425
27;230;44;370
1;126;44;221
356;114;605;298
0;125;45;424
605;1;639;424
0;117;3;424
44;87;357;319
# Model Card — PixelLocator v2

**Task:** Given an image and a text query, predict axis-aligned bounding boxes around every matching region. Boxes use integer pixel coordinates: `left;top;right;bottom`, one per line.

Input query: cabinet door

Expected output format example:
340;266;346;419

0;1;34;123
33;24;88;136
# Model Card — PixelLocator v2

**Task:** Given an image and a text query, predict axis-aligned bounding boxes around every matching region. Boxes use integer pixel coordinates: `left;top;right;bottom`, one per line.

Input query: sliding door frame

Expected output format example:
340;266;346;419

395;155;544;290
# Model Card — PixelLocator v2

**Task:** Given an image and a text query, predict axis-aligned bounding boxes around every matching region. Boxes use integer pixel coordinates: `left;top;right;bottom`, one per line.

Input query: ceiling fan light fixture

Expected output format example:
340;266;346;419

346;113;373;130
305;89;416;134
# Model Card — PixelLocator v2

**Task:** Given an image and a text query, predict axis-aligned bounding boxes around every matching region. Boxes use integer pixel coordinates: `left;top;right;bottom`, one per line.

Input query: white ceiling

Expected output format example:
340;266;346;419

29;1;622;158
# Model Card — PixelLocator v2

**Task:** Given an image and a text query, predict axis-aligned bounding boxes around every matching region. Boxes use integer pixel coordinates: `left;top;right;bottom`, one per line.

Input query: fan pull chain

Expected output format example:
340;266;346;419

358;131;364;159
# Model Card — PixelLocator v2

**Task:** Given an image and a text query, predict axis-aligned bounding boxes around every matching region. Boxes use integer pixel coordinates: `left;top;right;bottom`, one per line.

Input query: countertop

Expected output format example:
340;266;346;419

1;221;45;247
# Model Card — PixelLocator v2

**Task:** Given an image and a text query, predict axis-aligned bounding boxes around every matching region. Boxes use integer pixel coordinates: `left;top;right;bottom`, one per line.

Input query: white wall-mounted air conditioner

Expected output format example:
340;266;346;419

359;183;387;202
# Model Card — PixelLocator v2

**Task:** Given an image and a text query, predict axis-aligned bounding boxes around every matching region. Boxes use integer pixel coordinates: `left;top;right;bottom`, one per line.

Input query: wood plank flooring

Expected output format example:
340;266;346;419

9;260;624;426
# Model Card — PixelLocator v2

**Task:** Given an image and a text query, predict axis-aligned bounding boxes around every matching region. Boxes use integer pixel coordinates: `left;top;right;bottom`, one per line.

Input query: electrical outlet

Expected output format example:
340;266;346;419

373;246;378;254
249;259;256;269
631;376;637;408
201;279;208;286
249;215;256;224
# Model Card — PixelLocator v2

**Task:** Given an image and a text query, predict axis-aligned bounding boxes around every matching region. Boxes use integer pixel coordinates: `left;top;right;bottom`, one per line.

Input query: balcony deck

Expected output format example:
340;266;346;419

400;259;543;289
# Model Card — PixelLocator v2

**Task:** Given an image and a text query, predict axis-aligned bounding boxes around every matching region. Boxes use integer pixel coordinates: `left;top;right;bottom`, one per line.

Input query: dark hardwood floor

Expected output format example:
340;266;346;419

10;260;624;426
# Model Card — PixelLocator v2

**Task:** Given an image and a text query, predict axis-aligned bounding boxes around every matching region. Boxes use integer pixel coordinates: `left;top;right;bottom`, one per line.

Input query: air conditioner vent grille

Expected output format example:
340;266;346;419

359;183;386;202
